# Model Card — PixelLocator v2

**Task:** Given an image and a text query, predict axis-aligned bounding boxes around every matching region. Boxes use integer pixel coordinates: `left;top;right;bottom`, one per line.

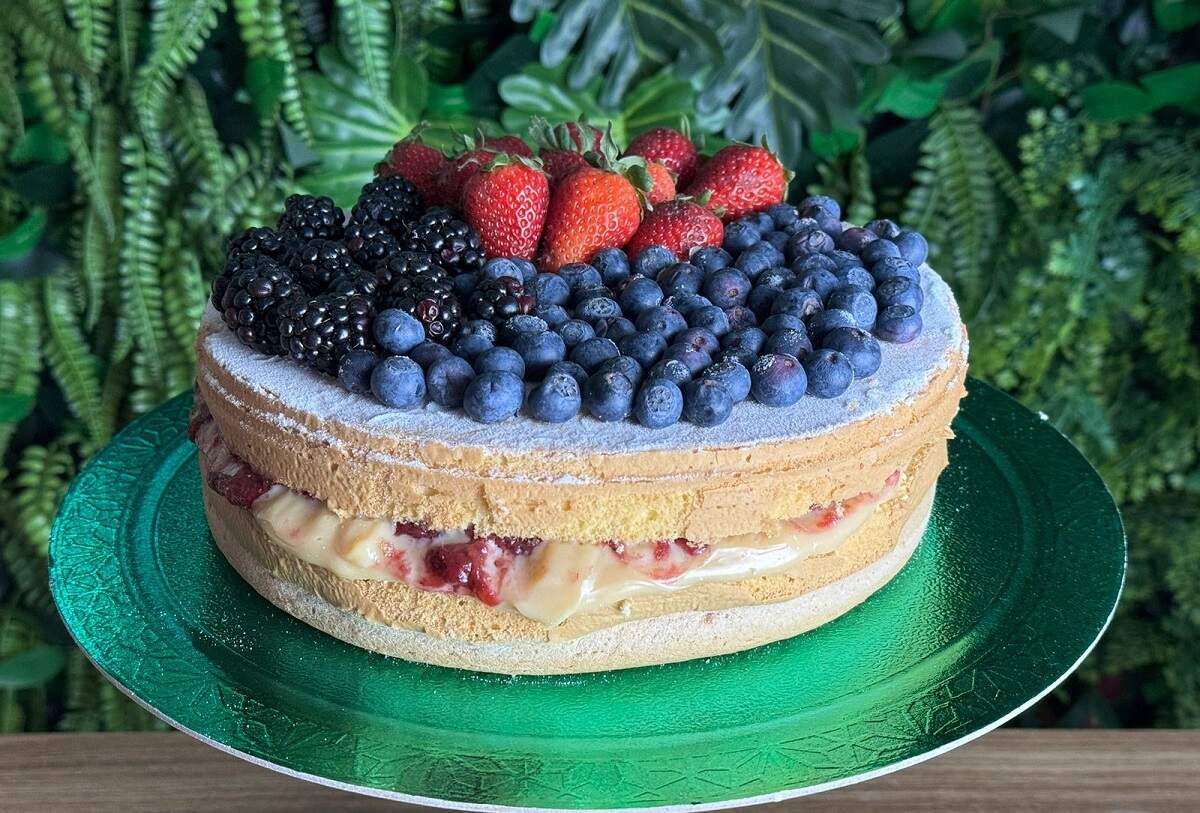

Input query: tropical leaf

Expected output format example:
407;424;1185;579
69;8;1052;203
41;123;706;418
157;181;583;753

334;0;393;102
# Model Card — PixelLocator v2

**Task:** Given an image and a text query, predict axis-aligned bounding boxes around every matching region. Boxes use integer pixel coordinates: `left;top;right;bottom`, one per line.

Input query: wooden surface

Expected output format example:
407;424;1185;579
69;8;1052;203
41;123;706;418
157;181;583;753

0;729;1196;811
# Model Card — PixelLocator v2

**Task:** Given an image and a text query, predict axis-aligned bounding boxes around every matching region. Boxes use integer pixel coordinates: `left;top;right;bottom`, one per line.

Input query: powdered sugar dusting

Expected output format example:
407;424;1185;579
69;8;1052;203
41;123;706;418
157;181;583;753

199;265;967;455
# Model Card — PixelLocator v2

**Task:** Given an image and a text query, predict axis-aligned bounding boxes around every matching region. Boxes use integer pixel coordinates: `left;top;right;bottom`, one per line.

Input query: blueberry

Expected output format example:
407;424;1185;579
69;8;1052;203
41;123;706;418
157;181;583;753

593;316;637;340
480;257;523;282
583;369;636;421
702;359;752;403
703;268;752;308
576;296;622;322
460;319;498;343
866;218;901;239
875;276;924;311
871;257;919;285
836;227;877;254
764;327;812;357
665;292;713;316
826;285;878;329
683;379;734;427
822;326;881;377
806;308;858;341
723;221;760;254
373;309;425;355
337;349;379;395
676;327;721;355
451;332;492;360
792;253;837;276
786;228;834;261
546;360;589;388
789;216;821;234
558;262;602;290
634;378;684;429
750;353;807;407
861;239;901;265
371;356;426;409
771;288;823;319
804;348;854;398
599;354;643;388
722;327;767;354
513;258;538;285
799;195;841;221
463;370;524;423
746;285;781;319
618;331;668;368
514;330;566;377
425;356;475;407
834;265;875;292
761;313;806;334
827;249;864;270
688;305;731;336
875;304;923;343
767;203;800;228
749;212;775;233
692;246;732;273
475;345;526;378
572;285;615;306
758;267;795;289
724;305;758;330
409;341;452;369
719;345;758;368
532;273;570;307
762;230;790;252
795;269;839;300
734;241;784;279
648;357;692;387
662;343;712;375
617;275;663;317
591;247;631;287
527;371;581;423
894;231;928;266
812;210;843;237
631;245;677;278
636;306;688;339
453;272;479;298
556;318;595;348
657;262;704;296
501;314;548;345
536;304;569;328
570;336;620;372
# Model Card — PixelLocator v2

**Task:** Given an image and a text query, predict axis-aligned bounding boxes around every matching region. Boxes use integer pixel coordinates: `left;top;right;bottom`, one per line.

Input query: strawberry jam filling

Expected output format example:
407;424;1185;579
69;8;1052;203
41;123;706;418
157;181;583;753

192;401;900;626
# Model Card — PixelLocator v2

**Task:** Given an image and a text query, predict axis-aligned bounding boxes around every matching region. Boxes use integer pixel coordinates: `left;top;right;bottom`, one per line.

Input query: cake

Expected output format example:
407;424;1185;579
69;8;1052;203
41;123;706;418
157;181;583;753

193;123;968;674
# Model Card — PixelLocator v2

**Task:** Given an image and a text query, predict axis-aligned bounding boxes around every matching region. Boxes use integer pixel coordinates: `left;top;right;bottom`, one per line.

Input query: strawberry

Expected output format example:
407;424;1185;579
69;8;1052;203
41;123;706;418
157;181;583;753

435;148;495;207
529;117;593;186
645;161;676;205
376;125;448;204
624;196;724;259
683;141;789;222
624;126;699;187
462;155;549;260
539;159;647;272
558;121;604;152
483;134;534;158
541;150;590;186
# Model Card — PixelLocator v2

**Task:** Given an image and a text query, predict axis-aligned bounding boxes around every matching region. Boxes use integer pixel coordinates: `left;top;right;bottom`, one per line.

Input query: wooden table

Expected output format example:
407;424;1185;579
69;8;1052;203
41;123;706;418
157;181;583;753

0;730;1195;811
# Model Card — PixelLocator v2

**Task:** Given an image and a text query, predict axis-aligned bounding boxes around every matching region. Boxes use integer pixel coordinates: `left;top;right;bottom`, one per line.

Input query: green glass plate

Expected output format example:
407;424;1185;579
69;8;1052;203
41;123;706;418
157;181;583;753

50;379;1124;810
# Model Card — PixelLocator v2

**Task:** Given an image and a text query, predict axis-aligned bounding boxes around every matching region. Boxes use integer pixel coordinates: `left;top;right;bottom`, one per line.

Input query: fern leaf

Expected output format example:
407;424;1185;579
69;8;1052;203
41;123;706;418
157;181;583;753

13;442;75;557
169;77;227;183
0;281;43;459
10;0;94;76
158;220;203;384
131;0;224;145
113;0;141;81
258;0;313;140
334;0;392;102
0;36;24;143
42;274;110;445
64;0;114;72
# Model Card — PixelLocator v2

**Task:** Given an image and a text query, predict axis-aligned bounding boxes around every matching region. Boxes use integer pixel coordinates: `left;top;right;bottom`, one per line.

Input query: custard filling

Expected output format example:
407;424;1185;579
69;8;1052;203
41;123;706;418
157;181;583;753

192;405;899;626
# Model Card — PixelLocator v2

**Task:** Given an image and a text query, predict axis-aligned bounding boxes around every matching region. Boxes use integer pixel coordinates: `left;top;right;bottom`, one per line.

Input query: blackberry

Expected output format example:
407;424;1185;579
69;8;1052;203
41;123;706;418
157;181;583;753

466;276;536;328
343;219;402;272
381;271;462;343
279;293;375;375
278;194;345;242
213;227;289;309
286;238;356;294
375;251;445;289
328;268;379;300
217;254;301;355
351;176;423;238
403;208;485;273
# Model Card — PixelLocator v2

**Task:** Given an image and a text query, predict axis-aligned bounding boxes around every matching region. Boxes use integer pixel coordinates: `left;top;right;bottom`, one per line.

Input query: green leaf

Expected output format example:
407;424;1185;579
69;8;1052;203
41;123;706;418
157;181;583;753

390;55;430;118
1033;8;1085;43
1141;63;1200;108
0;392;34;424
876;73;945;119
1080;81;1157;123
9;123;70;165
246;56;286;119
1153;0;1200;31
42;273;110;444
0;210;47;262
0;645;65;690
334;0;392;103
936;39;1000;101
809;127;862;158
906;0;979;33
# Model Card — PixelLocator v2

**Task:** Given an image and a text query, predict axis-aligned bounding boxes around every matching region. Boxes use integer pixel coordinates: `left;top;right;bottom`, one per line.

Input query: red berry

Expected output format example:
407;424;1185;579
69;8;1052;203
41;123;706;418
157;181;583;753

625;127;699;186
540;166;643;272
644;161;676;205
684;143;788;222
379;134;447;204
483;134;534;157
624;198;724;259
462;157;550;260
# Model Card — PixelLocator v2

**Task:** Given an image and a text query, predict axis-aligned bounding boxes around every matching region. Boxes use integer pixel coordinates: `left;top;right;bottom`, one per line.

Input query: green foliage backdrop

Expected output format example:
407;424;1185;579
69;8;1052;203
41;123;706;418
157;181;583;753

1;0;1197;731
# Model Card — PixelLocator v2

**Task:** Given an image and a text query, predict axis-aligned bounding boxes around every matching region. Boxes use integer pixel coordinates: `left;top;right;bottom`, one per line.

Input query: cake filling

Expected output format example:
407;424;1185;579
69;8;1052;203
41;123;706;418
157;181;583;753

192;404;899;626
